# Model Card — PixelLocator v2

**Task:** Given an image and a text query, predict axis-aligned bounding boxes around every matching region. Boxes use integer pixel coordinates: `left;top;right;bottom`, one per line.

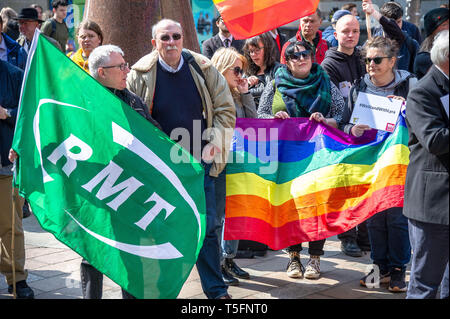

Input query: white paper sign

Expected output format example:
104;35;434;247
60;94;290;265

350;92;403;132
441;94;449;118
339;81;352;98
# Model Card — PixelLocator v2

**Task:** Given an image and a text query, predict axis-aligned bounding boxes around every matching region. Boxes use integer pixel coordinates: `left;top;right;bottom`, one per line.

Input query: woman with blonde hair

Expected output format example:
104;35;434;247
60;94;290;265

211;47;256;286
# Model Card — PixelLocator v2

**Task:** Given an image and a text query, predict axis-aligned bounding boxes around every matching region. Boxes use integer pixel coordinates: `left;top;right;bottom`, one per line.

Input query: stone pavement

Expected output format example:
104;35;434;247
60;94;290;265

0;213;409;299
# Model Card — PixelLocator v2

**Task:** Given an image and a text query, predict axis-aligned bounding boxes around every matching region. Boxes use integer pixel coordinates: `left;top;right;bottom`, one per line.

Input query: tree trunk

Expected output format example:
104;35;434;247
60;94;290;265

404;0;421;27
84;0;200;66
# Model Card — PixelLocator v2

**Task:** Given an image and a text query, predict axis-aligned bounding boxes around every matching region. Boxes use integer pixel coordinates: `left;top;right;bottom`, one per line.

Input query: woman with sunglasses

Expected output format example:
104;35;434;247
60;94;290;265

243;33;281;107
342;36;416;293
258;40;346;280
67;20;103;73
210;47;256;286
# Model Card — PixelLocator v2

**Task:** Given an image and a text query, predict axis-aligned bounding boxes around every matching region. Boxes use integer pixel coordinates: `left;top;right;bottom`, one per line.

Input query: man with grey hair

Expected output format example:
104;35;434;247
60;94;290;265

80;44;160;299
127;19;235;299
404;29;449;299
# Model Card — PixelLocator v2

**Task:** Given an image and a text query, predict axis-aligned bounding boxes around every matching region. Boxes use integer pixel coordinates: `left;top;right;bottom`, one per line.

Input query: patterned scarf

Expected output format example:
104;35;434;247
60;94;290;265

275;63;332;117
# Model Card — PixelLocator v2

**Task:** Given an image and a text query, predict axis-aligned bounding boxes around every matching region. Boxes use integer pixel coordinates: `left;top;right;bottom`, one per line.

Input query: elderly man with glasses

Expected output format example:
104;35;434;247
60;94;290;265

127;19;235;299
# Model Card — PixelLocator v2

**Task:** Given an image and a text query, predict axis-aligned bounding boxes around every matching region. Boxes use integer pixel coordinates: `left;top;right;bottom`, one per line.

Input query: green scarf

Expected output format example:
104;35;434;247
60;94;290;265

274;63;332;117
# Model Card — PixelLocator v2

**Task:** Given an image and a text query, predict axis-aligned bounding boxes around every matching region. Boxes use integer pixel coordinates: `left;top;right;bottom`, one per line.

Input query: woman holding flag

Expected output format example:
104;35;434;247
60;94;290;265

257;40;346;280
342;36;416;293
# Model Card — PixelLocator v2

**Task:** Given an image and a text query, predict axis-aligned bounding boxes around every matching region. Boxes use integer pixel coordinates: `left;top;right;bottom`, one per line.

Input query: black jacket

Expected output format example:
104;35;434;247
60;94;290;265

321;47;366;89
201;34;245;59
109;87;162;130
413;51;432;80
404;65;449;225
0;60;24;168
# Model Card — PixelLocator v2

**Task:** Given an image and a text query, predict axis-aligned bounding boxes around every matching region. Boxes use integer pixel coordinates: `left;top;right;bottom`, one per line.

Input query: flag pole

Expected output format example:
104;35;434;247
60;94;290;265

366;12;372;40
11;183;17;299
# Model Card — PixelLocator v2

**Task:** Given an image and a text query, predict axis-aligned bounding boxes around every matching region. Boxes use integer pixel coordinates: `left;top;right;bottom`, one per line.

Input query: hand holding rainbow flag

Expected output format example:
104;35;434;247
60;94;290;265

213;0;321;39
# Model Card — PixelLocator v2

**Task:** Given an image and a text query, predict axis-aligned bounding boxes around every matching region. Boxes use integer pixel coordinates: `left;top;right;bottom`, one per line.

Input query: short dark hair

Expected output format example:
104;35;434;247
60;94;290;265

284;40;315;62
52;0;68;9
380;2;403;20
342;3;357;12
243;32;277;75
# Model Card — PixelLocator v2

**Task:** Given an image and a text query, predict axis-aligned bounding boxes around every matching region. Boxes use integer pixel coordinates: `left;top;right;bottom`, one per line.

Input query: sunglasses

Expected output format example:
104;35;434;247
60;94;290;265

231;66;244;76
159;33;182;42
102;62;129;71
288;50;311;61
365;56;391;64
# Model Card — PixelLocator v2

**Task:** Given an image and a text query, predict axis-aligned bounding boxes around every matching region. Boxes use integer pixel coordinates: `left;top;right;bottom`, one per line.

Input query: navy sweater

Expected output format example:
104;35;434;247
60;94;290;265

152;61;206;158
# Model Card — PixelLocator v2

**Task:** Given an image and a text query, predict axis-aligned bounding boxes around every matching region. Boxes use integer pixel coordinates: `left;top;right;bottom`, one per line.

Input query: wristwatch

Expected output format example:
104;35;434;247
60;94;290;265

5;109;11;118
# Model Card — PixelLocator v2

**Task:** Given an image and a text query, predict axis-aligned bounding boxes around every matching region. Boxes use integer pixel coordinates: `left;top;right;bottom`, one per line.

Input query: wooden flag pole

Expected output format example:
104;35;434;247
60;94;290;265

366;12;372;40
11;188;17;299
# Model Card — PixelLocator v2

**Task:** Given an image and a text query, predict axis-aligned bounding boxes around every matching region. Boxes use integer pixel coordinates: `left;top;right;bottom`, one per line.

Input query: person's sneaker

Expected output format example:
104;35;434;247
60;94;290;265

388;268;407;292
304;255;321;279
224;258;250;279
8;280;34;299
221;265;239;286
340;238;363;257
286;252;304;278
360;267;391;288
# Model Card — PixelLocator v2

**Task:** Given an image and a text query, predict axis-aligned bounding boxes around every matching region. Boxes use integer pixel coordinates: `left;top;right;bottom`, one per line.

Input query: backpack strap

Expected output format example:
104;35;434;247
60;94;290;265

50;18;57;38
181;49;206;83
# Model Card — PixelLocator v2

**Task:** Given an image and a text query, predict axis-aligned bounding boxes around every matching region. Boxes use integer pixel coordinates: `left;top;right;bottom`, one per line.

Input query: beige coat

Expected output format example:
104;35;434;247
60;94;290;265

126;49;236;177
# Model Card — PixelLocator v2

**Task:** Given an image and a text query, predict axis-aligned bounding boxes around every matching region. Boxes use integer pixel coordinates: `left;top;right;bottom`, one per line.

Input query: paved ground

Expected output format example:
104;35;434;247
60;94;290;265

0;213;409;299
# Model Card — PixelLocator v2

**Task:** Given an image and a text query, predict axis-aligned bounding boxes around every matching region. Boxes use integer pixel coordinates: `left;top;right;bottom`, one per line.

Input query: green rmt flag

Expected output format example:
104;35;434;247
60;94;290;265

12;32;207;299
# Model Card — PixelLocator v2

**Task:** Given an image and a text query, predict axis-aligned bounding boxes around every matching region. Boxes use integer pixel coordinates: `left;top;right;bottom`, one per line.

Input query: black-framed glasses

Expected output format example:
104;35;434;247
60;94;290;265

288;50;311;61
249;47;264;55
102;62;129;71
159;33;182;42
365;56;391;65
231;66;244;76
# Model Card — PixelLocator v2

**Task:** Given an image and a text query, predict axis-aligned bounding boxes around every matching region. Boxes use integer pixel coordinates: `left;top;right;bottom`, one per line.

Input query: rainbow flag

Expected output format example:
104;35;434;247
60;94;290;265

213;0;320;40
224;116;409;250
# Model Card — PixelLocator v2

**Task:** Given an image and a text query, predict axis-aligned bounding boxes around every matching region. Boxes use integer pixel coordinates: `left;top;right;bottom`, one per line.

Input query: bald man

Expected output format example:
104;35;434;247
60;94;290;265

321;15;366;100
321;15;371;257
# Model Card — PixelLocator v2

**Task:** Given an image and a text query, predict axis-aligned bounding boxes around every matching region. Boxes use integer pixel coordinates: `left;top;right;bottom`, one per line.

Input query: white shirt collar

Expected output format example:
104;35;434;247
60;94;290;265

435;65;449;80
268;30;278;39
158;54;184;73
218;33;233;44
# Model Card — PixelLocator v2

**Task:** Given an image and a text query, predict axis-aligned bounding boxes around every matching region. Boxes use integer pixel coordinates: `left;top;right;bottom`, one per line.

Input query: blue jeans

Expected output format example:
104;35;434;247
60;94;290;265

407;218;449;299
366;207;411;273
195;164;228;299
215;169;239;262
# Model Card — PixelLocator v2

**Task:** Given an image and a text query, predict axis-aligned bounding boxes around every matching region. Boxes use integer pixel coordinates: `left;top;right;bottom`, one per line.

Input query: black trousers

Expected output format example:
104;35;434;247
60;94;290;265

286;239;326;256
80;259;136;299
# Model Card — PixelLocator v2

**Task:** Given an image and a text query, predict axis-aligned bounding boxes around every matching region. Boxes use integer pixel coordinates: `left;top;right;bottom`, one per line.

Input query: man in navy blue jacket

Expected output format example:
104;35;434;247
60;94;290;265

0;15;27;70
0;60;35;299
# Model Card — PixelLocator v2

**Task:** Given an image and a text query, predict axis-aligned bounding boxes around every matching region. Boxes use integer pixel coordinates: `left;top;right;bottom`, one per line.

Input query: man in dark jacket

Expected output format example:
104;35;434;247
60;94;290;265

365;0;419;73
77;44;160;299
321;14;370;257
201;14;245;59
322;14;365;100
404;30;449;299
0;15;27;70
280;9;330;65
0;60;35;299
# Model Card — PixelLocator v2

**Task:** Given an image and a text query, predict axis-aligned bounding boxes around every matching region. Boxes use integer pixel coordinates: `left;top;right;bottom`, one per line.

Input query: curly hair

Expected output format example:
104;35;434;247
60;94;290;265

243;32;277;75
361;36;399;61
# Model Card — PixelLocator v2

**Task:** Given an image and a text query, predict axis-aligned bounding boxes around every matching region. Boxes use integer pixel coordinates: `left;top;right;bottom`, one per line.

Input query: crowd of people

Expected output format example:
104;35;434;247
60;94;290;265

0;0;448;300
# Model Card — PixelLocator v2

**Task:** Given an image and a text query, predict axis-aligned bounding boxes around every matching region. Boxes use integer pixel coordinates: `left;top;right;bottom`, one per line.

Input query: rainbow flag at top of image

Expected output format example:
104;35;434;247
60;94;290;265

213;0;321;39
224;116;410;250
